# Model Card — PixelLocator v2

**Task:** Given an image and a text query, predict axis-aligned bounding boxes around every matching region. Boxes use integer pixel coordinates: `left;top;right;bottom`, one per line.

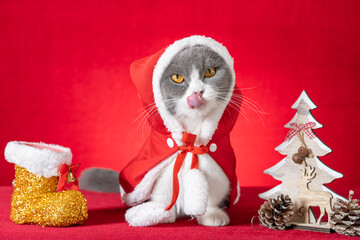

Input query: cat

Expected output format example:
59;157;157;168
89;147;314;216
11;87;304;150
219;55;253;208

80;36;241;227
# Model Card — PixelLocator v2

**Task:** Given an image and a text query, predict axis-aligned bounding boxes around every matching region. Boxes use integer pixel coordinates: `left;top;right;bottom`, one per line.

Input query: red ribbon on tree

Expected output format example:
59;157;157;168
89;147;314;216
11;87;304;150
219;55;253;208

165;132;208;211
57;163;80;192
285;122;316;142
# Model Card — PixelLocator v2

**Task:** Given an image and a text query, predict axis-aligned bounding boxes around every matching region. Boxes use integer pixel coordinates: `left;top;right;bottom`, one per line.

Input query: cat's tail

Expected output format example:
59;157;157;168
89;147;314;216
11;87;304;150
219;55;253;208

79;168;120;193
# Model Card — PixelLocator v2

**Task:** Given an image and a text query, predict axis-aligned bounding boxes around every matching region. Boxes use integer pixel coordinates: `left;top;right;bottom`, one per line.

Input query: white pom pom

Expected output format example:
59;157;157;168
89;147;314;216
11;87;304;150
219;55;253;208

183;169;208;216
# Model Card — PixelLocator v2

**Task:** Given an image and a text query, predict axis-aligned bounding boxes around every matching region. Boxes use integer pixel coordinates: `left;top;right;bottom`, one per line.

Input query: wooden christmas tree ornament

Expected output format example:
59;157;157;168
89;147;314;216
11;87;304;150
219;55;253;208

259;90;345;233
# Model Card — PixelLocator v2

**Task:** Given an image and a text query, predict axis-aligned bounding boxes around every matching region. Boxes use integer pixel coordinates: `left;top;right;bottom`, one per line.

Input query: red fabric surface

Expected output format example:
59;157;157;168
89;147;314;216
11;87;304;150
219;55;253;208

1;1;360;191
0;186;357;239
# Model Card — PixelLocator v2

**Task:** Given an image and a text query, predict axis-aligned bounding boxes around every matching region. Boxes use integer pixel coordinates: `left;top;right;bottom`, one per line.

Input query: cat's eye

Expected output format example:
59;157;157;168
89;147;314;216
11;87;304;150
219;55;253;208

204;67;216;78
171;74;184;83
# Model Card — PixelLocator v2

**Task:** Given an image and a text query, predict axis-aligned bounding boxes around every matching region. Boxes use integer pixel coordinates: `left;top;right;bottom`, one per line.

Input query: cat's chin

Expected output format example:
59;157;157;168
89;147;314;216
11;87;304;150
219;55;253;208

188;104;207;112
174;100;219;135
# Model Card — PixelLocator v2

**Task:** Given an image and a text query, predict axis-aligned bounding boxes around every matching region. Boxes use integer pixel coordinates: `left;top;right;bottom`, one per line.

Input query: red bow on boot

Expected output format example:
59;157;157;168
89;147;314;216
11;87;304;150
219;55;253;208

57;163;80;192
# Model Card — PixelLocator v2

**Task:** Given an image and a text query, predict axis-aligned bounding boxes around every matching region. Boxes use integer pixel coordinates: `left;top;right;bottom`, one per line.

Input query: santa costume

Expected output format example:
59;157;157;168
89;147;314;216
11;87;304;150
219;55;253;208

119;36;241;222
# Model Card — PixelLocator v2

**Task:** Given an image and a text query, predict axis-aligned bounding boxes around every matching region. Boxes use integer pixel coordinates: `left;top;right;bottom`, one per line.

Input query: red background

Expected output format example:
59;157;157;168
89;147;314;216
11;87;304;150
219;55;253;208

1;0;359;196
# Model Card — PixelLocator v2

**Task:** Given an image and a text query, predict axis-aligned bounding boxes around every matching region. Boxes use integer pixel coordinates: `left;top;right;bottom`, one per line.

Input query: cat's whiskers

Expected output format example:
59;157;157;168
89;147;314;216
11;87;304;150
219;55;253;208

148;112;160;128
135;98;178;124
205;91;231;103
133;103;157;124
202;90;265;118
232;94;267;114
223;107;239;126
227;101;249;121
234;82;262;91
231;98;264;115
142;111;160;138
216;84;267;114
215;87;233;91
139;108;158;137
231;97;265;127
228;99;258;123
215;95;240;110
134;99;178;137
216;93;265;126
136;106;158;128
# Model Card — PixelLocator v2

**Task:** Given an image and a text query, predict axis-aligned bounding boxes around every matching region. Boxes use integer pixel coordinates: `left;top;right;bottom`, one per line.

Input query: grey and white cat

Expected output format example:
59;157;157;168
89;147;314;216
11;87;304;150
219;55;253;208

80;36;239;227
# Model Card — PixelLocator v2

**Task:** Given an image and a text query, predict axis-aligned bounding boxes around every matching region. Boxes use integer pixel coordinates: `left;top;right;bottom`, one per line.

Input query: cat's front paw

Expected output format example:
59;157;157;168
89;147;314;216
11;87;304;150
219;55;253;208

196;208;229;226
161;214;176;223
160;207;177;224
125;202;172;227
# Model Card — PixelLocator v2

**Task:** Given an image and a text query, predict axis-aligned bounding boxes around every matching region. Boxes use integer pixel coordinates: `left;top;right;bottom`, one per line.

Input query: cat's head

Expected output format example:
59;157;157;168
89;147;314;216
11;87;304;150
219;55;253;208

159;45;233;119
152;36;235;142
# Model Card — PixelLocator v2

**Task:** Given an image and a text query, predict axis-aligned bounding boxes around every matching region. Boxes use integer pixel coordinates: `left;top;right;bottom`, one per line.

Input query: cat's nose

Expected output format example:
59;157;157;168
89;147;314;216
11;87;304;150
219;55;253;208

187;92;204;109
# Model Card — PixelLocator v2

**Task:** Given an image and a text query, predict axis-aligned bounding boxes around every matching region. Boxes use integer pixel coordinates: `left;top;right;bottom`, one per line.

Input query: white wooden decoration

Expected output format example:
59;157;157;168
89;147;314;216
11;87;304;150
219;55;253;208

259;90;345;230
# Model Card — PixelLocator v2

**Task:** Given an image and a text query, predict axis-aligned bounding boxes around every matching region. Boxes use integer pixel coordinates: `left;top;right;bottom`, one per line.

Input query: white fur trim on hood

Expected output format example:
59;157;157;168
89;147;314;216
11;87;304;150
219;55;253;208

152;35;235;146
4;141;72;178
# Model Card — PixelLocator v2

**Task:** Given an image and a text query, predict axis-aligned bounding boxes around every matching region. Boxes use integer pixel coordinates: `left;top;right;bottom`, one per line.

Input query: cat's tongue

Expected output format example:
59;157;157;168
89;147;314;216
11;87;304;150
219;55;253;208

187;92;205;109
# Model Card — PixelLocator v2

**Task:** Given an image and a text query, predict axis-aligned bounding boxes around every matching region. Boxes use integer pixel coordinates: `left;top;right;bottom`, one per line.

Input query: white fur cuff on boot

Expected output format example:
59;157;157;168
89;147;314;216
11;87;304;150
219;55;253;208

4;141;72;178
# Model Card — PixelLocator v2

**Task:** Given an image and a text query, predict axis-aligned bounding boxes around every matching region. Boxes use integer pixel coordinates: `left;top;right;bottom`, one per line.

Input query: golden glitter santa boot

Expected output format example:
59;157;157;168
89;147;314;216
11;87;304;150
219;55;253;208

5;141;88;227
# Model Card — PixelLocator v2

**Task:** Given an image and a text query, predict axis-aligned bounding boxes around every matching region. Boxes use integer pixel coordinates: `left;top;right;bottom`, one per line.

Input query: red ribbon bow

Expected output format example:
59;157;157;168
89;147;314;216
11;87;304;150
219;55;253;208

165;132;208;211
285;122;316;142
57;163;80;192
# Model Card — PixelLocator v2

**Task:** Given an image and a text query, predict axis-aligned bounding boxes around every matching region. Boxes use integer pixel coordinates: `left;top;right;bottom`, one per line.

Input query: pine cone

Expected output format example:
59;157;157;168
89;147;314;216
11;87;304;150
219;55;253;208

330;190;360;237
258;194;294;230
